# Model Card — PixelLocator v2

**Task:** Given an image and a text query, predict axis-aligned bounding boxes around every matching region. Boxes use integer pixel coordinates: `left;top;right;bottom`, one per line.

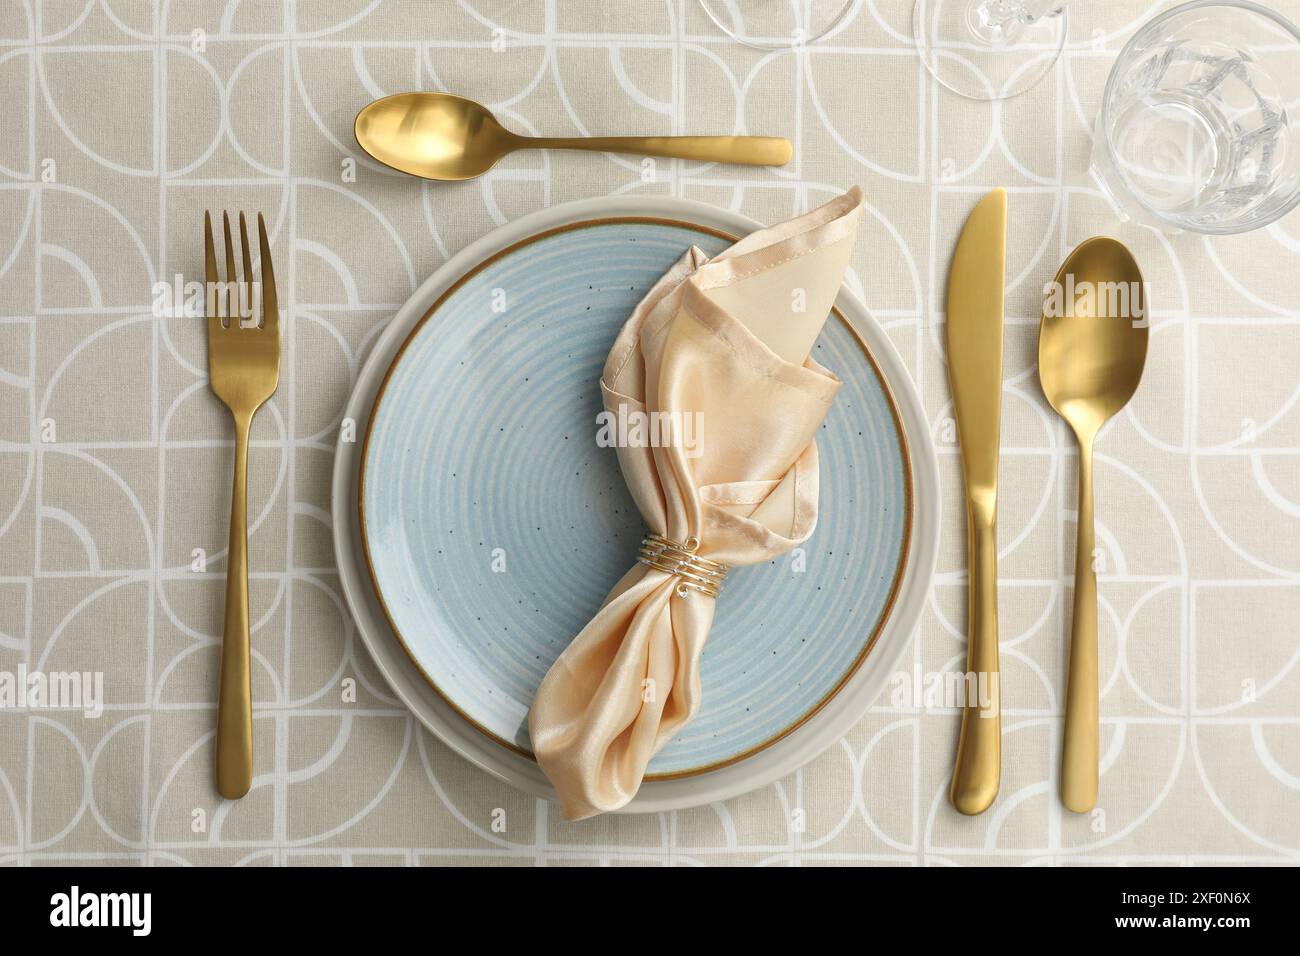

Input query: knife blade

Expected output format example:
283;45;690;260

944;187;1006;816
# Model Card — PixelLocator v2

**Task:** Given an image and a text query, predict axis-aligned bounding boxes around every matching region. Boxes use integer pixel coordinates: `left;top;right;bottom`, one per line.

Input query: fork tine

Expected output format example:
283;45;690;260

222;211;237;325
204;211;222;332
257;213;278;335
238;212;254;327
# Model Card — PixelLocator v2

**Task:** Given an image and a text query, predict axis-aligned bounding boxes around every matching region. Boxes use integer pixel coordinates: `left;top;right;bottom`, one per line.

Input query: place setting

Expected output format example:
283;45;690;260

189;0;1300;821
9;1;1300;890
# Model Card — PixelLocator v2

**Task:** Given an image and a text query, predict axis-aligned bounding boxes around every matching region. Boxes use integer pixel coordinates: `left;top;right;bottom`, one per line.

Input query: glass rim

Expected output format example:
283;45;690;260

1096;0;1300;235
698;0;856;50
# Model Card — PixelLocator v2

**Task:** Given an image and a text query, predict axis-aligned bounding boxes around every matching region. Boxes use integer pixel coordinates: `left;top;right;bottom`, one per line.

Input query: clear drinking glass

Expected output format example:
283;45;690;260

1092;1;1300;234
698;0;855;49
914;0;1069;100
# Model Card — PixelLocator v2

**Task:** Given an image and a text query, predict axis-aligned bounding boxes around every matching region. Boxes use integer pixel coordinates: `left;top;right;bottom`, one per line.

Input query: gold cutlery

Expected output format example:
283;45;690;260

1038;238;1147;813
945;188;1007;816
205;210;280;800
354;92;793;182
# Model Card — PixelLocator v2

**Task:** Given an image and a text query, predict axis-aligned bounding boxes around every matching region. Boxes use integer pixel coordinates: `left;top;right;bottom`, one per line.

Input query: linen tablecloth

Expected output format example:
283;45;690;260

1;0;1297;865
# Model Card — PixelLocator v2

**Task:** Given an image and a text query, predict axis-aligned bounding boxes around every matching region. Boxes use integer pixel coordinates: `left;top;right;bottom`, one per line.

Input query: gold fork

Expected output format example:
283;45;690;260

205;210;279;799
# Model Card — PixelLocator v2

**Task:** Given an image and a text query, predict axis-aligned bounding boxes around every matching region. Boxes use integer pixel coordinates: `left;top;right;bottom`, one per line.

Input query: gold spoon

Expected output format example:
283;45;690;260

1038;237;1148;814
354;92;793;181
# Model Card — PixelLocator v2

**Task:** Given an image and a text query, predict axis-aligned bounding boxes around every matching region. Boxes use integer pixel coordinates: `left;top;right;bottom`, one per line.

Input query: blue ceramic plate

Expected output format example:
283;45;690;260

360;217;911;778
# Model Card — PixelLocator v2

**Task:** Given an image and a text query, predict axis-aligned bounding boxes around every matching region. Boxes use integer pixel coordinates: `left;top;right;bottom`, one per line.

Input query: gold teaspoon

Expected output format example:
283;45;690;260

354;92;793;181
1038;237;1149;813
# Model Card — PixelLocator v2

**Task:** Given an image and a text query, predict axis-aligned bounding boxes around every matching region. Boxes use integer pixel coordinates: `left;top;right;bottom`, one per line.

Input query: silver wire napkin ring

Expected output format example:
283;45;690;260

638;533;729;598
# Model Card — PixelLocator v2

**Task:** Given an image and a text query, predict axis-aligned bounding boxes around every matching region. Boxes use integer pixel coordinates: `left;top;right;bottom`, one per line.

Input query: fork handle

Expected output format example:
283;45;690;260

217;411;253;799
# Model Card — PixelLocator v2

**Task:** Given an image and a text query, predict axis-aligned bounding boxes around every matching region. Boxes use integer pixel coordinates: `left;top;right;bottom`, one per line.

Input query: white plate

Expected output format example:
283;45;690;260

331;195;939;813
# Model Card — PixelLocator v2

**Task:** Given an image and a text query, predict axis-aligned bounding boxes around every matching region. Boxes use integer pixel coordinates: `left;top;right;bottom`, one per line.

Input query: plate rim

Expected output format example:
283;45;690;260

357;215;915;779
331;193;940;814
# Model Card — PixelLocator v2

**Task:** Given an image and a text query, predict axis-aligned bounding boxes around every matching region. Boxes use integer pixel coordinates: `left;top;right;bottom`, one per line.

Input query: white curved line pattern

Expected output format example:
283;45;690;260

39;506;100;572
39;245;103;308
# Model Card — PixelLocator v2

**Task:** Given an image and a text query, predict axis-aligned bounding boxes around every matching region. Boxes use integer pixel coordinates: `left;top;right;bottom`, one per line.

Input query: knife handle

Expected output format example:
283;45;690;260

950;512;1000;815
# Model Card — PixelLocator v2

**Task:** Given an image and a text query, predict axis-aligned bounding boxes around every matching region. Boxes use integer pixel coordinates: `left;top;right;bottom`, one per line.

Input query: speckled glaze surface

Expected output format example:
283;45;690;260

359;218;911;777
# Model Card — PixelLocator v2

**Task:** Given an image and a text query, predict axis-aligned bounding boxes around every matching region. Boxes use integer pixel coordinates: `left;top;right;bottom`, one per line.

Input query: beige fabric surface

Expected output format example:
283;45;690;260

1;0;1298;865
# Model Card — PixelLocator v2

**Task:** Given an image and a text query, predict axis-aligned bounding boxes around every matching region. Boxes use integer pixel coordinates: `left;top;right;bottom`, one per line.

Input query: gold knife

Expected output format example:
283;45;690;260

945;188;1006;816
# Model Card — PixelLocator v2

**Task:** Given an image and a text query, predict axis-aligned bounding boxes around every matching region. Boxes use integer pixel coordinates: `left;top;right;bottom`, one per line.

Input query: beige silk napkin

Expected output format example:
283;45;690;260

528;188;864;819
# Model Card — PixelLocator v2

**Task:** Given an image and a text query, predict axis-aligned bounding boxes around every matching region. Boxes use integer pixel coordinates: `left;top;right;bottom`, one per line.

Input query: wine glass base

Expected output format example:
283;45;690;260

699;0;855;50
914;1;1067;101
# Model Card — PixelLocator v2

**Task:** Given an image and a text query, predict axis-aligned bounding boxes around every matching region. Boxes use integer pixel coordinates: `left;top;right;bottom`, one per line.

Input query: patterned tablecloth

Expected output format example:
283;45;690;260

2;0;1298;866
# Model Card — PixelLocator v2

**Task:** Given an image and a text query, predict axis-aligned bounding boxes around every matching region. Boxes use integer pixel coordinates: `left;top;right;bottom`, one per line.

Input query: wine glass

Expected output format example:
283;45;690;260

699;0;855;49
914;0;1069;100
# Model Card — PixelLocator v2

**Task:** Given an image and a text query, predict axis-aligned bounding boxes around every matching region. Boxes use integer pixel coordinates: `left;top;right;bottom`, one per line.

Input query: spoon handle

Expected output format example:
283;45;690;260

1062;436;1099;812
522;135;792;167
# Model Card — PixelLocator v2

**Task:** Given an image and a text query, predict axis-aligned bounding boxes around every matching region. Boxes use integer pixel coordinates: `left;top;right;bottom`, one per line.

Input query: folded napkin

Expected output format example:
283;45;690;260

528;188;864;819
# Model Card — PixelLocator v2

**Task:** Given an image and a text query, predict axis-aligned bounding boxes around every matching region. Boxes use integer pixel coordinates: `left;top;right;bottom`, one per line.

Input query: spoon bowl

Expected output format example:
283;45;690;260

354;92;793;182
1038;236;1148;813
1039;239;1148;429
355;92;517;181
